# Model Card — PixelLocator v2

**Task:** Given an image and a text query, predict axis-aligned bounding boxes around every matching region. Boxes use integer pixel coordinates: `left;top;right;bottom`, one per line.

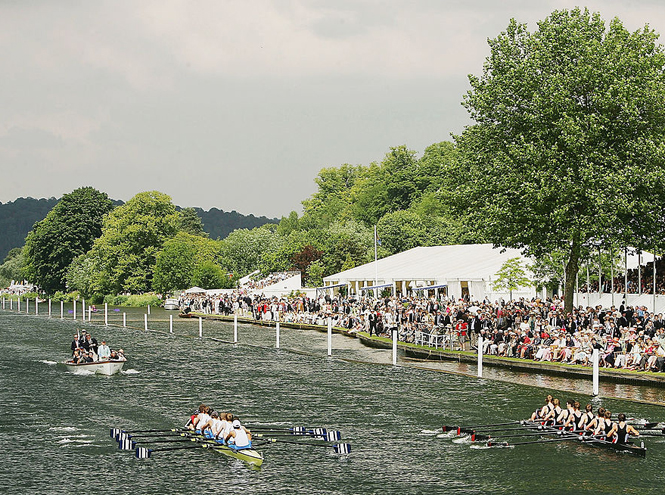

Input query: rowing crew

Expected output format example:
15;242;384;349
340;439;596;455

529;395;640;444
186;404;252;449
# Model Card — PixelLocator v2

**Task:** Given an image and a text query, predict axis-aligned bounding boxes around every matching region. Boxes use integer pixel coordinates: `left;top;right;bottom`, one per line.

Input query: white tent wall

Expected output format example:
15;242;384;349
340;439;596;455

322;244;537;301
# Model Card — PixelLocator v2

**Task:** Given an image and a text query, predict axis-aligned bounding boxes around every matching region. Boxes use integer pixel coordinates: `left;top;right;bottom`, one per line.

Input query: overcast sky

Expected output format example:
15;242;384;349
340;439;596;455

1;1;664;218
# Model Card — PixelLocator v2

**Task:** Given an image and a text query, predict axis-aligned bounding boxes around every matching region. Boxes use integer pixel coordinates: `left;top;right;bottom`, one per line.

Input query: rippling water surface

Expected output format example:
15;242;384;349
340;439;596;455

2;306;665;494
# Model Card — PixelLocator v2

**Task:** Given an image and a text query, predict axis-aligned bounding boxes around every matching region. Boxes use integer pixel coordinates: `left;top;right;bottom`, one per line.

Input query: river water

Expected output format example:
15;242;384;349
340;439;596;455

2;304;665;494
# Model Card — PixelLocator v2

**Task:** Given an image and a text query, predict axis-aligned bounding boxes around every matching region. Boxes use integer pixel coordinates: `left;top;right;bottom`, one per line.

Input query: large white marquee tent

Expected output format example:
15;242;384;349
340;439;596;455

322;244;536;301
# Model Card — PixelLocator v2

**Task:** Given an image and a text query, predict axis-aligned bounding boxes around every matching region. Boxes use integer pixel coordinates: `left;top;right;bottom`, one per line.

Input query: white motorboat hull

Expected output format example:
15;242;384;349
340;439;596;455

64;359;126;375
163;299;180;310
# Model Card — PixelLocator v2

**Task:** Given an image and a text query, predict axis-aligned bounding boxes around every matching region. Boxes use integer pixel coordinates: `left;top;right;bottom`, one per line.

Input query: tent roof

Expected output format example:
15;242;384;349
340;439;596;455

184;286;206;294
323;244;530;283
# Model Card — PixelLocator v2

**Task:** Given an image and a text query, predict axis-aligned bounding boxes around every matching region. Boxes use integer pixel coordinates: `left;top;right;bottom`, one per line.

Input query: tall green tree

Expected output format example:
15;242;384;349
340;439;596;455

83;191;179;294
491;257;533;301
152;232;223;294
178;207;208;237
22;187;114;294
452;8;665;312
219;225;282;277
0;247;25;287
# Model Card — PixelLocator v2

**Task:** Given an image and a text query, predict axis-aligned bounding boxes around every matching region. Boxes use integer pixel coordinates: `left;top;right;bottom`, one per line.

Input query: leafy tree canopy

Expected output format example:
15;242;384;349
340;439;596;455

22;187;114;294
84;191;179;295
178;207;208;237
0;247;24;287
451;8;665;311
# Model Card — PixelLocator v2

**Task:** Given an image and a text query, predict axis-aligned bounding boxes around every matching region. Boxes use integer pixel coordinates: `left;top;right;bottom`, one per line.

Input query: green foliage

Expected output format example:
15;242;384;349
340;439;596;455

305;259;325;287
178;208;208;237
0;197;58;261
301;164;363;228
22;187;114;294
191;261;229;290
277;211;300;236
452;8;665;311
51;291;72;303
81;191;179;295
152;232;223;294
65;255;98;299
317;221;374;275
219;224;282;277
0;247;25;287
193;207;277;240
103;293;162;307
376;210;461;255
491;258;533;300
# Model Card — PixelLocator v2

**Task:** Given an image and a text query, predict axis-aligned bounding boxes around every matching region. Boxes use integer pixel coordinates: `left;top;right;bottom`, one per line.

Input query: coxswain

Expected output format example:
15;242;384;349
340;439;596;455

530;395;554;421
188;404;209;431
606;413;640;444
225;418;252;449
577;404;594;430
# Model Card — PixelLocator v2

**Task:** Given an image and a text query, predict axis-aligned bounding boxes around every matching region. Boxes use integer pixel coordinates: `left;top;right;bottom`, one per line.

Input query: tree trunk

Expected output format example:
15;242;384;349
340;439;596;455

564;237;581;314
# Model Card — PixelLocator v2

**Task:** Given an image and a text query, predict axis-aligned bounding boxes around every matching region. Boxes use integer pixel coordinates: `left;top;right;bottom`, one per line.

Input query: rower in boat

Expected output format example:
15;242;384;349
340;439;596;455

198;411;225;439
189;404;211;431
556;399;574;427
584;407;605;433
563;401;582;430
542;398;562;424
594;410;614;439
530;395;554;421
225;419;252;449
218;413;233;441
577;404;594;430
606;413;640;444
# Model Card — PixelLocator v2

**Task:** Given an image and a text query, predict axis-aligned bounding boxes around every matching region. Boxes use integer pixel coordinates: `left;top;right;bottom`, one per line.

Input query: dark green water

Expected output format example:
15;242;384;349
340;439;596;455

2;305;665;494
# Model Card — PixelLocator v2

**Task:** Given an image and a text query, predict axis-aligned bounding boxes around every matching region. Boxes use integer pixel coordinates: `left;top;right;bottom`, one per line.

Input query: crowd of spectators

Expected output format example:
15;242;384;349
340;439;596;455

577;264;665;294
241;271;299;290
178;290;665;373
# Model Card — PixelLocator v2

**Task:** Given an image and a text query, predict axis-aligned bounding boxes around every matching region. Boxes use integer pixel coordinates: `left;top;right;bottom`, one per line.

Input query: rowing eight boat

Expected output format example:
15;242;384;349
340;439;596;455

518;421;647;457
175;430;264;466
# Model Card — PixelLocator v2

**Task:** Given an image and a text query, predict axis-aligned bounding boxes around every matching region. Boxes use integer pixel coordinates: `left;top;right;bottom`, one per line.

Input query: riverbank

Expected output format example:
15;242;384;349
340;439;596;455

182;311;665;388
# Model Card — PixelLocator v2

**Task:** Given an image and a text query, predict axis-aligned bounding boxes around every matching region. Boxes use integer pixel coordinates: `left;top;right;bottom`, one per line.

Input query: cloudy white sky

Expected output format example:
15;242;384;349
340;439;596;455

1;0;664;217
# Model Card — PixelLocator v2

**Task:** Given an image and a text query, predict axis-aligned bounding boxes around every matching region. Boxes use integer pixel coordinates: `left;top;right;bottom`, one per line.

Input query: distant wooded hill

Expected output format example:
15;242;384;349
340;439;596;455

0;197;278;261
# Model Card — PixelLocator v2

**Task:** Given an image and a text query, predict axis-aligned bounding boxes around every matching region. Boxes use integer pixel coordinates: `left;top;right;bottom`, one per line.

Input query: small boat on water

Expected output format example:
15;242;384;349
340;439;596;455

64;358;126;375
163;298;180;310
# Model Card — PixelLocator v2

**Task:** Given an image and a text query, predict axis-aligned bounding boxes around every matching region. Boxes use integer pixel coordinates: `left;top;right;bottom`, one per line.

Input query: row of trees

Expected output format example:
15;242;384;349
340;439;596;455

3;8;665;314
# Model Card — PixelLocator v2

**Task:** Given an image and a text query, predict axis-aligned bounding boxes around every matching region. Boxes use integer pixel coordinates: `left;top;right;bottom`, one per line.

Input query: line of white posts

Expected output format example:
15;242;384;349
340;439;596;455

2;297;406;365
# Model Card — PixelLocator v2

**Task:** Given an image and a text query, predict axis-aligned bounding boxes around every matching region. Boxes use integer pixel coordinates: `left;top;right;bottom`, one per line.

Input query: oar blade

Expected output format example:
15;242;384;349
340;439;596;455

119;439;136;450
333;443;352;454
325;431;342;442
136;447;152;459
